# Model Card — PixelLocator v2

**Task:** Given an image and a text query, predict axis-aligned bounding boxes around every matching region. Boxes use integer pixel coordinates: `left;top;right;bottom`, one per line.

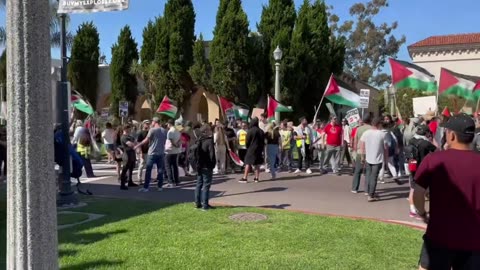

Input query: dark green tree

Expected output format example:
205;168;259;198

110;25;139;117
140;19;158;66
189;33;210;88
213;0;229;36
67;22;100;108
331;0;406;87
210;0;250;102
245;32;267;106
286;0;345;119
257;0;296;94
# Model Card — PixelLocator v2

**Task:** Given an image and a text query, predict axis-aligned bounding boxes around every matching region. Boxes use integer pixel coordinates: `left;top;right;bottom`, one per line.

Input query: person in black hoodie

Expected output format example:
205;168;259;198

194;124;217;211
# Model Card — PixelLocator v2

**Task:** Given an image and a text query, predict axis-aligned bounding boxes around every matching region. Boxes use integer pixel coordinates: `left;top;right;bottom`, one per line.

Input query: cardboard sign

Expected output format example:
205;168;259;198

359;89;370;109
119;101;129;118
413;96;437;117
345;108;360;128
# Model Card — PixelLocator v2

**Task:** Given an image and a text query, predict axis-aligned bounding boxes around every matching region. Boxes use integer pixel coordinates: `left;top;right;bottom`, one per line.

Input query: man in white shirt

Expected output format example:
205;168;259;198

165;119;181;187
102;122;116;163
339;119;352;168
360;117;388;202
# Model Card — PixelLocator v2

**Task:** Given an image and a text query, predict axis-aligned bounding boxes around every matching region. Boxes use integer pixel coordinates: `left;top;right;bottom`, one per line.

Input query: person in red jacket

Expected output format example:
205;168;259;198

323;115;343;175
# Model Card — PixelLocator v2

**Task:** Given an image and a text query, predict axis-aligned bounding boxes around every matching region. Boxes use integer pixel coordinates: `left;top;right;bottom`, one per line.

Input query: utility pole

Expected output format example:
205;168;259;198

56;6;77;206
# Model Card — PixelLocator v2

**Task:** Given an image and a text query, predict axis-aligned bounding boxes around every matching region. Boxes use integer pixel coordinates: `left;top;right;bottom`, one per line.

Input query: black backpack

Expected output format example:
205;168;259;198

404;138;420;161
188;130;200;169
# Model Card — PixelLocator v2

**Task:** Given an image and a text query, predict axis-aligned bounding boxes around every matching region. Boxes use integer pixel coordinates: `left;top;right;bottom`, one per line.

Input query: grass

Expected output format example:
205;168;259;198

0;188;423;270
58;212;90;226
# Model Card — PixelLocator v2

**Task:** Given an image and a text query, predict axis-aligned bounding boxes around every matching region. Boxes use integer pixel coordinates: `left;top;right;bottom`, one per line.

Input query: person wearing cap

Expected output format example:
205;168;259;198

405;124;436;219
414;113;480;270
135;117;167;192
165;119;181;187
119;124;138;190
136;120;151;184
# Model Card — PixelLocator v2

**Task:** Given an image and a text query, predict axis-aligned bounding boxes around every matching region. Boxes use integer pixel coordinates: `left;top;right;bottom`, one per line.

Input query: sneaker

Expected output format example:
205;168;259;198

166;183;174;188
409;211;423;220
306;169;312;174
254;178;259;183
138;188;149;193
367;196;379;202
238;178;248;184
351;190;359;194
265;169;270;173
194;203;202;209
294;169;301;174
378;179;386;184
364;192;369;196
393;177;403;185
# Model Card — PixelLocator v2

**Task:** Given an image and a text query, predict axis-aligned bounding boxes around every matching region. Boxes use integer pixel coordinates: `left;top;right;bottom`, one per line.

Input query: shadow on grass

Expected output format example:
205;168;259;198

61;259;123;270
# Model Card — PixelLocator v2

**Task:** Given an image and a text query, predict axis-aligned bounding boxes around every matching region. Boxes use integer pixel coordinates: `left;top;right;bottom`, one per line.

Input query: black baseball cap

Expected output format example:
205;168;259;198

441;113;475;136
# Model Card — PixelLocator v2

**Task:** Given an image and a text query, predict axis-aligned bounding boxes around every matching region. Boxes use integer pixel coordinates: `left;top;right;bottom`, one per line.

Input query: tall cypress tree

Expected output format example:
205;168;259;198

140;19;157;66
110;25;139;117
210;0;250;102
287;0;345;119
258;0;296;95
189;33;210;88
67;22;100;109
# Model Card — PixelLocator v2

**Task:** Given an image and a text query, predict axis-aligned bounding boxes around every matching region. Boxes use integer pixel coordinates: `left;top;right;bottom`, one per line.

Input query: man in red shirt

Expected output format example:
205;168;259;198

323;115;343;175
414;113;480;270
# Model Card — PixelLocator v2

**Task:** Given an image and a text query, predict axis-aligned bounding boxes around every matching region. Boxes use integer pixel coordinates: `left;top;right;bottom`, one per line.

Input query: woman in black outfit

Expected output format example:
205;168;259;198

119;125;138;190
239;117;265;183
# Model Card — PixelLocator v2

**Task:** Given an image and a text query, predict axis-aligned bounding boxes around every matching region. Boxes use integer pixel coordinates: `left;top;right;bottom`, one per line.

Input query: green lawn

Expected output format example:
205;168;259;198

1;188;423;270
58;212;90;226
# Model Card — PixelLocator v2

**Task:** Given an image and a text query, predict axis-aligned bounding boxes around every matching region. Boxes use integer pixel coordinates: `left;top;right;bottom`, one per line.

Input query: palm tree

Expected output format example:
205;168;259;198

0;0;73;47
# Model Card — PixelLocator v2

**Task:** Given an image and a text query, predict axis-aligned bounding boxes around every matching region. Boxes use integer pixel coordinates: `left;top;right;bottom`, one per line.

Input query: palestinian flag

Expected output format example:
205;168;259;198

218;96;249;120
228;149;244;167
157;96;178;118
324;75;360;108
267;96;293;122
71;94;94;115
439;68;480;100
389;58;437;92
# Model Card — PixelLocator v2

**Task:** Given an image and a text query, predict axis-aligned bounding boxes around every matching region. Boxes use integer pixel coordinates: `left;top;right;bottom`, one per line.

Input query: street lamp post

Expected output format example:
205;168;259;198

273;46;283;123
56;6;77;206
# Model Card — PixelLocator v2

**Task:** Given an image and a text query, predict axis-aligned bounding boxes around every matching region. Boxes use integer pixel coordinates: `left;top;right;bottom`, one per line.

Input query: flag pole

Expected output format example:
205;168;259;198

313;74;333;124
476;98;480;114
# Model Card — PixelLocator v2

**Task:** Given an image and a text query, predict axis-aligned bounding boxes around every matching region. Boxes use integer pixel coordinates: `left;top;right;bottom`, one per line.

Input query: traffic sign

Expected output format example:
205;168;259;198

359;89;370;109
119;101;129;118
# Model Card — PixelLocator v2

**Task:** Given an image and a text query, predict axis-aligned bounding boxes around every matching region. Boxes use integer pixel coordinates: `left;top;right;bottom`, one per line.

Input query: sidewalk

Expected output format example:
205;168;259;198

82;164;425;228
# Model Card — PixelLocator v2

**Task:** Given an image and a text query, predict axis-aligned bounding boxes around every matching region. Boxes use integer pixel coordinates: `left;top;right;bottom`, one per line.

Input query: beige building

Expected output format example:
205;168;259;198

408;33;480;79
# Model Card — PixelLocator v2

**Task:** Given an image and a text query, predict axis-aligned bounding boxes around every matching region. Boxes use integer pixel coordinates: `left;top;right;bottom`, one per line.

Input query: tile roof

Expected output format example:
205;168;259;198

409;33;480;48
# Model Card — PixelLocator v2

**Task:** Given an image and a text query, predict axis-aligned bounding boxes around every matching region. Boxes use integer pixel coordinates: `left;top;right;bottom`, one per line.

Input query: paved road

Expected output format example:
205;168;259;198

81;162;425;228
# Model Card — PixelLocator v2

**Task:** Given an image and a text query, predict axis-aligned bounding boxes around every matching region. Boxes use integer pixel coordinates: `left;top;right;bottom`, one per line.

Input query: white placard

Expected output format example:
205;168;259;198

359;89;370;109
58;0;129;14
412;96;437;117
345;108;360;128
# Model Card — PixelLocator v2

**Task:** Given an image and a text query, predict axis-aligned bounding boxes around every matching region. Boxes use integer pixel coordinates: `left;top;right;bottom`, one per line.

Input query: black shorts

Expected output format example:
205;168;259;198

419;235;480;270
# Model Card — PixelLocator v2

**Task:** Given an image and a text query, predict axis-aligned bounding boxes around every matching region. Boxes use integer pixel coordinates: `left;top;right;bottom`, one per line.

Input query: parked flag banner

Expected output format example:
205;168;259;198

389;58;437;92
228;150;244;167
58;0;129;14
439;68;480;100
345;108;360;128
157;96;178;118
324;75;360;108
267;96;293;122
71;94;94;115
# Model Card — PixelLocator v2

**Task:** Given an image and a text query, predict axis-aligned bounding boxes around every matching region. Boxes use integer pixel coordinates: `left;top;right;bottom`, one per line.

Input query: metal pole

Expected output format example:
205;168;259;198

274;62;281;123
57;10;77;206
0;83;4;125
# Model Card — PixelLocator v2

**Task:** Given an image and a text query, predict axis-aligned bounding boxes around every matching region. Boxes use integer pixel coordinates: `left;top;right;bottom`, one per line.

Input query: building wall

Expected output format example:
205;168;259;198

410;46;480;79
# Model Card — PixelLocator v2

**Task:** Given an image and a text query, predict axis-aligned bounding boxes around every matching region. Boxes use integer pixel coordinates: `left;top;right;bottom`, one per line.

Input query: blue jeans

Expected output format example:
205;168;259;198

267;144;279;178
195;168;213;207
143;154;165;189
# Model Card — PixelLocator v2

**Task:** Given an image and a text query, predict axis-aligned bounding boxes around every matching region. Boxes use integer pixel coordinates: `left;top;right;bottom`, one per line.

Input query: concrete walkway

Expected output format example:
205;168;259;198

82;163;425;228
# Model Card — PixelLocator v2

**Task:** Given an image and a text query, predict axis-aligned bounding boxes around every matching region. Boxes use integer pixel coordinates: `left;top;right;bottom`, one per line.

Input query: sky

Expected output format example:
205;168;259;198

2;0;480;64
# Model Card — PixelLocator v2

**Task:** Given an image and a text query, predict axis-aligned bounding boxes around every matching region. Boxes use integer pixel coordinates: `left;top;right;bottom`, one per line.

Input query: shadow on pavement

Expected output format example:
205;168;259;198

258;204;292;209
